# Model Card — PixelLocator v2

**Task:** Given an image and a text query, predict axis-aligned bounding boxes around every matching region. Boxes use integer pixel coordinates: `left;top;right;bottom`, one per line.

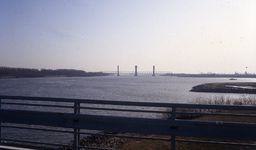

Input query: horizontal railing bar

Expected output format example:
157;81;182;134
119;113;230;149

177;139;256;147
78;145;120;150
176;112;256;118
1;102;168;114
63;113;256;128
0;144;49;150
2;104;256;118
2;136;255;149
0;125;74;133
1;125;171;141
2;102;255;117
0;138;71;148
0;102;74;108
1;103;169;114
1;95;256;110
2;108;256;128
79;132;171;141
79;106;169;114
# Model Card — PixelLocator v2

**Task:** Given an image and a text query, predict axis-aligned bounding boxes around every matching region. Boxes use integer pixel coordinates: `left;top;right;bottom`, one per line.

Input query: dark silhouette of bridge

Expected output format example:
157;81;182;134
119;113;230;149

103;65;172;76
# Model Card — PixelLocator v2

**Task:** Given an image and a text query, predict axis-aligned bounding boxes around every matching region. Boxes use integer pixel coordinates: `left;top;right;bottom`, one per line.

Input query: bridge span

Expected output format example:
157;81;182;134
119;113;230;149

103;65;172;76
103;71;172;76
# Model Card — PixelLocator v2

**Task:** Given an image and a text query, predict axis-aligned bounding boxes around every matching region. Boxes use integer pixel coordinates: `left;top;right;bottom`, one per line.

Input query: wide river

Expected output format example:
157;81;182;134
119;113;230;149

0;75;256;147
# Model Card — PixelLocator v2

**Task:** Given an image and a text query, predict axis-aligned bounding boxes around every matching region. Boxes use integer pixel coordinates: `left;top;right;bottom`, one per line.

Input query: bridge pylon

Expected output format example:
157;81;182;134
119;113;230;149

153;66;155;76
117;65;120;76
135;65;138;76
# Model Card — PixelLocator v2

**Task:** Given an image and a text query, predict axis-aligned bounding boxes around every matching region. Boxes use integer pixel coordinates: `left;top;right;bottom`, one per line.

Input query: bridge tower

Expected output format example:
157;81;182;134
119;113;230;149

153;66;155;76
117;65;120;76
135;65;138;76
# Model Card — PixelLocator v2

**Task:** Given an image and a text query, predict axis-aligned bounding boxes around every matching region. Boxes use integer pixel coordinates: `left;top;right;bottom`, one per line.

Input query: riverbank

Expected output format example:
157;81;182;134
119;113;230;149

62;108;256;150
59;131;143;150
190;82;256;94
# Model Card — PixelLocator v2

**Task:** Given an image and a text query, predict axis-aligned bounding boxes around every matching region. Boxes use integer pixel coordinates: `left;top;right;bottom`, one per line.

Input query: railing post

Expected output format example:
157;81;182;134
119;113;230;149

171;107;176;150
73;102;80;150
0;99;1;143
77;103;80;147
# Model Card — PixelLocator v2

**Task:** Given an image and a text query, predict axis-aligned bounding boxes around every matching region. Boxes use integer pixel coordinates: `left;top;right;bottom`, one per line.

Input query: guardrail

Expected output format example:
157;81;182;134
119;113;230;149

0;95;256;150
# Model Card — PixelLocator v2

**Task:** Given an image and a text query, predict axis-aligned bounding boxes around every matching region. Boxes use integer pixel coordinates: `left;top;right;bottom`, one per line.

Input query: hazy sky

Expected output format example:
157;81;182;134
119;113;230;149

1;0;256;74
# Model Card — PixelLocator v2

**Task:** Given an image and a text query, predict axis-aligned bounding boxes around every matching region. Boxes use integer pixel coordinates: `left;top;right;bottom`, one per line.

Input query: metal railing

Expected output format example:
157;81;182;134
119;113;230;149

0;95;256;150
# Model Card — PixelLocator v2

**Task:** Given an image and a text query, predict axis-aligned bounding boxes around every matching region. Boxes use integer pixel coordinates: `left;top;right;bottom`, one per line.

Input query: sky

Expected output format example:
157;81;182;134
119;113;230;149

0;0;256;74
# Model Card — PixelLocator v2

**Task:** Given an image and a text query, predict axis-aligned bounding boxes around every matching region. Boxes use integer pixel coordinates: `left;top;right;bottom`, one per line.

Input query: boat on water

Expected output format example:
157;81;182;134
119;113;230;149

229;78;237;80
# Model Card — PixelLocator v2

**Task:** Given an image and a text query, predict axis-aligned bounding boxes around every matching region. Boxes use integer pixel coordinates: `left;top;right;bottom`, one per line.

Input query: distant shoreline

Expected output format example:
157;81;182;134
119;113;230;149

162;73;256;78
190;82;256;94
0;67;111;79
0;74;110;79
0;75;67;79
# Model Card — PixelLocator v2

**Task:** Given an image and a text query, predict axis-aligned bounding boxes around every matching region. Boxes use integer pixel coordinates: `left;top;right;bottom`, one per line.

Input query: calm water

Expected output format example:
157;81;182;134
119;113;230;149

1;75;256;146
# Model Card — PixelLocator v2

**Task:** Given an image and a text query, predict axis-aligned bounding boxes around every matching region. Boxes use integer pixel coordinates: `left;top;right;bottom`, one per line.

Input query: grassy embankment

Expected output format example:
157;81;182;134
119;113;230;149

121;97;256;150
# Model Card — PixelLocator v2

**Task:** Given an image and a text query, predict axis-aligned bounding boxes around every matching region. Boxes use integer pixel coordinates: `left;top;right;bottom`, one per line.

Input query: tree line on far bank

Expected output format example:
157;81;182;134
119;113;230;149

0;67;109;78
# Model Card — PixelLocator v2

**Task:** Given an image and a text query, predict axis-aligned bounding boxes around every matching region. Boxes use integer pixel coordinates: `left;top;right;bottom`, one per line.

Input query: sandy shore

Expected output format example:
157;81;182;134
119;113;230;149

190;82;256;94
